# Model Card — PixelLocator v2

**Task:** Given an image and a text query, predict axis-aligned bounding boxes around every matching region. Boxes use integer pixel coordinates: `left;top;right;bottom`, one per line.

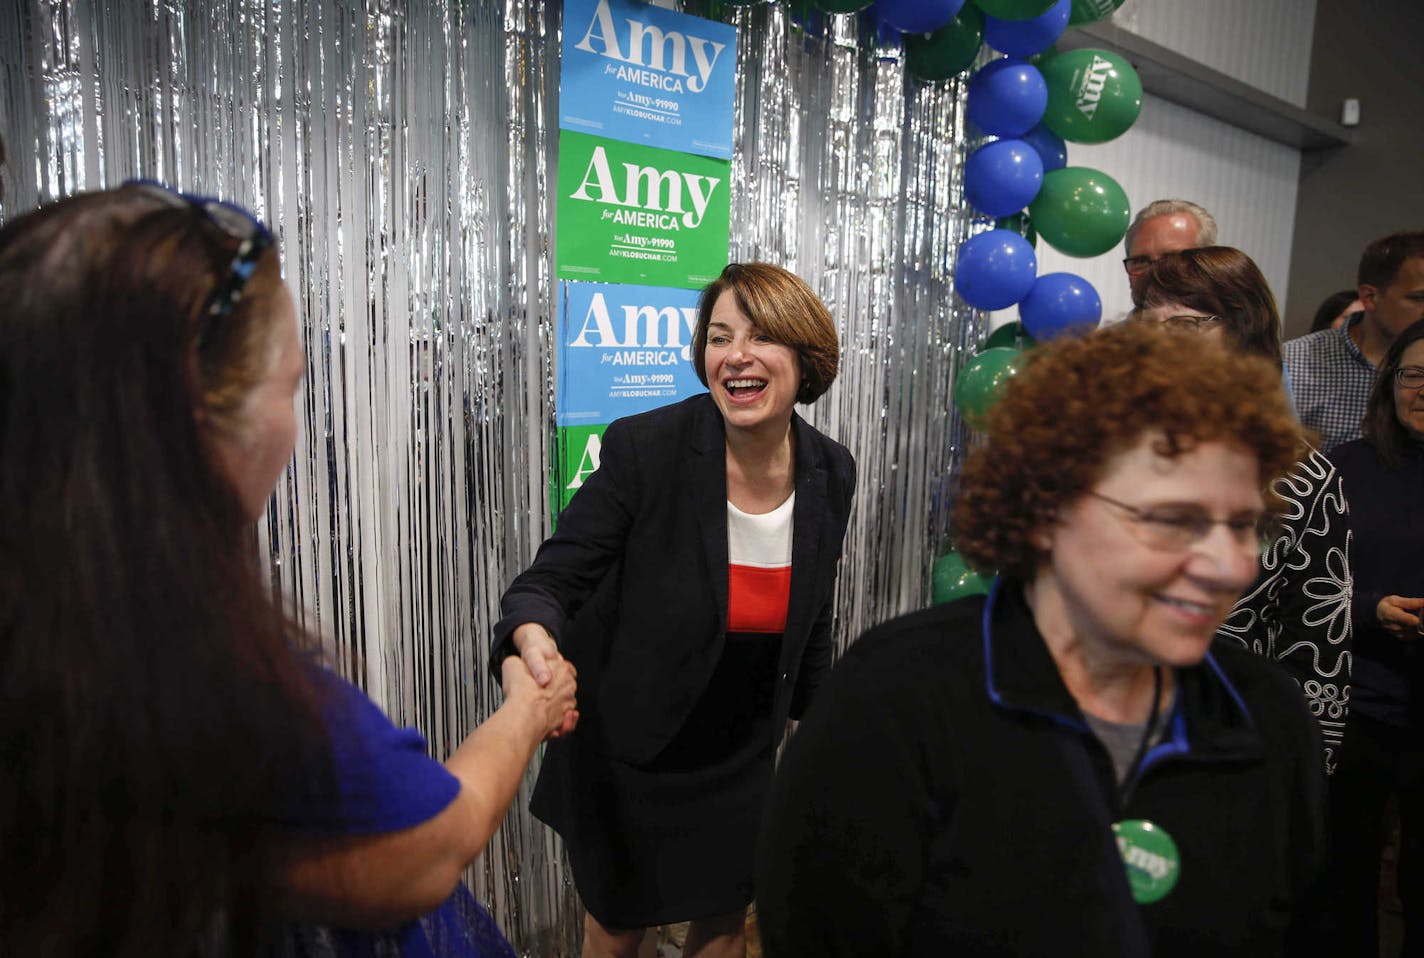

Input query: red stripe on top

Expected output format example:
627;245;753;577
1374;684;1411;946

728;563;791;633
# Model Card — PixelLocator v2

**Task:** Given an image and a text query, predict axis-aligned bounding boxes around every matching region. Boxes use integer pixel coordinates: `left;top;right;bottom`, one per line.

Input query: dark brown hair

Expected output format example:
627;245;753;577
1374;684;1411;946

952;322;1302;579
1310;288;1361;333
1136;246;1283;369
1358;230;1424;290
1362;317;1424;468
0;186;326;955
693;262;840;404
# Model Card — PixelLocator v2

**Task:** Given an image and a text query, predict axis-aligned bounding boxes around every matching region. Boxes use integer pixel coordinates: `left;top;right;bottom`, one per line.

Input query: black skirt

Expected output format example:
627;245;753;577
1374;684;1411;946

530;632;782;928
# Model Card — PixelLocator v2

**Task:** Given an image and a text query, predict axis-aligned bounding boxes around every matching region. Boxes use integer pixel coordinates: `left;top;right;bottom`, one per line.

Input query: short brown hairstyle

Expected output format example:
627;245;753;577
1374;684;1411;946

952;322;1303;579
1362;317;1424;468
693;262;839;404
1358;230;1424;290
1136;246;1282;370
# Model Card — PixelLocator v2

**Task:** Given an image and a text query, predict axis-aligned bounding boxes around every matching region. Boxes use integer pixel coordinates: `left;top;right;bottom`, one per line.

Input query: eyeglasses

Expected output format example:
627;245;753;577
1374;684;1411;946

1122;255;1156;275
1155;313;1221;331
1087;491;1279;552
1395;366;1424;390
124;180;273;327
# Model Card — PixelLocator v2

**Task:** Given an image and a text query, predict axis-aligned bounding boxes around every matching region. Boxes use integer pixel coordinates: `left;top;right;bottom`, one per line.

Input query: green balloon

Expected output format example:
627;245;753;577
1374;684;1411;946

971;0;1057;20
1040;48;1143;144
905;5;985;82
1068;0;1127;26
954;346;1024;428
995;211;1037;248
814;0;874;12
1028;166;1130;258
983;321;1036;351
932;551;992;604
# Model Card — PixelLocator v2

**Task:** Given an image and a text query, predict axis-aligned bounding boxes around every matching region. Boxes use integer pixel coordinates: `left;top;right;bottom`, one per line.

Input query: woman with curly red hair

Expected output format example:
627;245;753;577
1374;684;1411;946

757;322;1325;956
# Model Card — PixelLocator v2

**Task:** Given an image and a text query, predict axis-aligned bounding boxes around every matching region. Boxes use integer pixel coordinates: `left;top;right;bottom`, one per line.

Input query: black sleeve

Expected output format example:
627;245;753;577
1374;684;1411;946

488;417;639;675
790;444;857;718
1281;673;1330;950
1270;461;1351;771
790;596;833;720
1218;450;1352;773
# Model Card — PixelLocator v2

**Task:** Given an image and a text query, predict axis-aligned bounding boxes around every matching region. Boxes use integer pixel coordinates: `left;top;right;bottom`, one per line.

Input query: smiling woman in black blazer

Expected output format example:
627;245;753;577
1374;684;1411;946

493;262;855;958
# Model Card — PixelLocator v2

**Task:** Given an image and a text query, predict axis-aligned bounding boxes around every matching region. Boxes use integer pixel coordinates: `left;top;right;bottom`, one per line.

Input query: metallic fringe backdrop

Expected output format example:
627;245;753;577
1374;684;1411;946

0;0;978;951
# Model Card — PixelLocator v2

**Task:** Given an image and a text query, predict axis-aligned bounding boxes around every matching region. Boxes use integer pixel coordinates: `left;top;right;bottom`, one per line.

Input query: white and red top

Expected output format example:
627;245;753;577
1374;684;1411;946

726;493;794;634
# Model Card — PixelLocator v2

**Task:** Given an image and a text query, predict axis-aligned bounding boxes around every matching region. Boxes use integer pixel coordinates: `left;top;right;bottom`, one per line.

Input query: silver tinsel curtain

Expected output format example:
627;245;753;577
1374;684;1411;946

0;0;976;951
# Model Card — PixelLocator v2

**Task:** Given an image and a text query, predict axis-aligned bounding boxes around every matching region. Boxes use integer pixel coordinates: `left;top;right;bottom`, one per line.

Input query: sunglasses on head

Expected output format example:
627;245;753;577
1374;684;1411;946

124;179;273;328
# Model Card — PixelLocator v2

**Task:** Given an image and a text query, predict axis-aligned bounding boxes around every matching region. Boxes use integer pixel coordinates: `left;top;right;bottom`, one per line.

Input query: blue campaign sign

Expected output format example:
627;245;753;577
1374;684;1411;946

560;0;735;160
556;281;707;426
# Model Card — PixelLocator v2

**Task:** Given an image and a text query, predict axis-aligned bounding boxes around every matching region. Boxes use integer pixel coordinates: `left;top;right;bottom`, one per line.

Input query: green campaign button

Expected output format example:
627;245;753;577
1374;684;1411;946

1112;818;1180;904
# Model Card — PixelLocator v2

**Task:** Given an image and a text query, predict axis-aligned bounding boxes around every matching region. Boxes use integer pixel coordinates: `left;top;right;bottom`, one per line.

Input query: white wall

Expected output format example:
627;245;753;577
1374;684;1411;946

992;0;1316;327
1115;0;1315;106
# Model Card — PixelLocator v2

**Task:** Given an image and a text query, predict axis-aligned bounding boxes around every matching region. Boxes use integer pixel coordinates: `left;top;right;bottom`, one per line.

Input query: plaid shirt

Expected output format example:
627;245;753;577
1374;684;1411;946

1282;319;1376;452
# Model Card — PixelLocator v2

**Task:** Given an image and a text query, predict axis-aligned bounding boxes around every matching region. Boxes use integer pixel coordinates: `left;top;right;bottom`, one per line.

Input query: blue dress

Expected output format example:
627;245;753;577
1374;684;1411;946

274;668;517;958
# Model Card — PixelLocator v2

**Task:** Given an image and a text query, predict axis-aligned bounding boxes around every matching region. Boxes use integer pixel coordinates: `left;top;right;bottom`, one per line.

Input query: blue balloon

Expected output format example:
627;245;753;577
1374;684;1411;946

963;138;1044;217
1018;271;1102;338
1019;122;1067;172
984;0;1071;57
954;229;1038;311
876;0;966;34
966;58;1048;138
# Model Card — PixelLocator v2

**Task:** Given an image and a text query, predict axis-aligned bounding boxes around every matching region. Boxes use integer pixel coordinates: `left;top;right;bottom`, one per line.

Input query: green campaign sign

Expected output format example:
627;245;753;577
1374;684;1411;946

556;130;730;290
553;423;608;514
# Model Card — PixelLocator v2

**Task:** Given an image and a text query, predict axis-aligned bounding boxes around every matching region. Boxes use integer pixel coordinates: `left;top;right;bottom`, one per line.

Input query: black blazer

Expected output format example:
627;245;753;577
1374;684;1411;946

492;393;856;765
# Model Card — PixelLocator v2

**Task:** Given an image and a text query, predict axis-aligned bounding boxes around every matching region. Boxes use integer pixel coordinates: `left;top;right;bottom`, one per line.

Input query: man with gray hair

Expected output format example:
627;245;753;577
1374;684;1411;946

1121;198;1219;303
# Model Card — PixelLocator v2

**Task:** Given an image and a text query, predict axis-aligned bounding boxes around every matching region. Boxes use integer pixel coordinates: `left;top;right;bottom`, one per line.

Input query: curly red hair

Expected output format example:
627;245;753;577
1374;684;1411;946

952;322;1303;579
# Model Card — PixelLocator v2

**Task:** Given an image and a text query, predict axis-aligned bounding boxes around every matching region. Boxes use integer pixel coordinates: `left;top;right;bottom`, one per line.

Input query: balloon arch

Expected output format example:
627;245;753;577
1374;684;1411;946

785;0;1143;599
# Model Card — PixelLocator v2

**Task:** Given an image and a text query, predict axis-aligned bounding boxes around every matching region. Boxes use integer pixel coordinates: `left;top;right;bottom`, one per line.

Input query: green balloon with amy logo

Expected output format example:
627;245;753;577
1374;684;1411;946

1039;48;1142;144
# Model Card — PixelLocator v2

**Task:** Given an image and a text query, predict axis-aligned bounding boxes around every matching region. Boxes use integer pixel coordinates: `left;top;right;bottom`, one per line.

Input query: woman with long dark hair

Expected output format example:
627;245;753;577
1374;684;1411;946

1325;317;1424;954
0;184;576;956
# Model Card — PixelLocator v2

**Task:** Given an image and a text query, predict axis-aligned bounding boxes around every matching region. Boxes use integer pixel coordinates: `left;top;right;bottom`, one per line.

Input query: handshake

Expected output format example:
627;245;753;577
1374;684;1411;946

502;623;580;741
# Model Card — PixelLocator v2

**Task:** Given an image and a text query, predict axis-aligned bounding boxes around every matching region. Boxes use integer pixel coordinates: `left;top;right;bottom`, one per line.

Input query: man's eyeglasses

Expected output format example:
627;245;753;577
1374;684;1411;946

125;180;273;326
1395;366;1424;390
1087;491;1279;552
1122;255;1156;275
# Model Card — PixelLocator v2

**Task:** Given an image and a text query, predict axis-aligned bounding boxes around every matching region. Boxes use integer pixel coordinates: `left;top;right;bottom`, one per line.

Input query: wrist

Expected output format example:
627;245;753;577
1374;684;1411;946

513;623;554;654
504;690;550;743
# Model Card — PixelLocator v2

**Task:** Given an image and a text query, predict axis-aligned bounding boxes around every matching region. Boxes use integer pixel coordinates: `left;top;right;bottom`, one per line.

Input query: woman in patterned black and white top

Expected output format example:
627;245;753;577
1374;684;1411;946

1137;246;1353;773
